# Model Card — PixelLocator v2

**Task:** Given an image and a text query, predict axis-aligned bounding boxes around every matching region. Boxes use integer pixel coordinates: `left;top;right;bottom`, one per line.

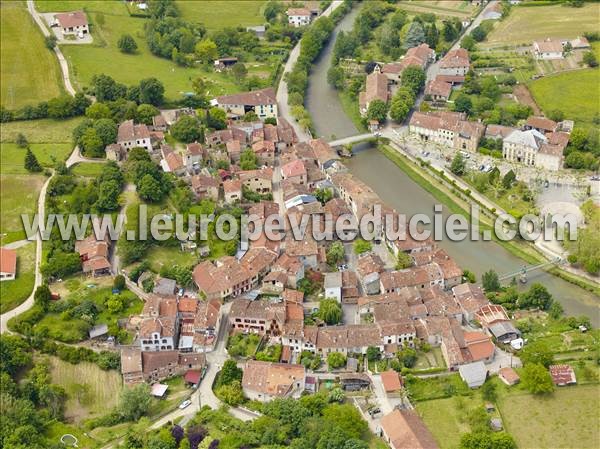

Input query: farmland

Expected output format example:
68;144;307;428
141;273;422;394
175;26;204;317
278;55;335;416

0;143;72;174
0;242;35;313
483;3;600;47
0;1;63;109
44;355;122;421
499;384;600;449
397;0;477;18
0;117;84;143
529;68;600;128
0;174;45;243
176;0;266;30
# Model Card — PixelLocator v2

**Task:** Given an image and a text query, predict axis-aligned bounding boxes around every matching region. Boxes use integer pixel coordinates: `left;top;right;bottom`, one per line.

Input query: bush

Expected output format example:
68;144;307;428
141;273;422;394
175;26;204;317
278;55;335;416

327;352;346;369
118;34;138;53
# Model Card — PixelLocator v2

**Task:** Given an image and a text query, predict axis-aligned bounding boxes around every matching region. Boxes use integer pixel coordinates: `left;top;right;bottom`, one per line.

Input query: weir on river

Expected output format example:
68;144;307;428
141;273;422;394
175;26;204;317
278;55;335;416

303;6;600;325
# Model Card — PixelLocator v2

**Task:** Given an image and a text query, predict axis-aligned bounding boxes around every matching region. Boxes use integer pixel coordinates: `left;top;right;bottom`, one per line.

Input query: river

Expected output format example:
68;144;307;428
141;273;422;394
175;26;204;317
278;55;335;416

304;7;600;325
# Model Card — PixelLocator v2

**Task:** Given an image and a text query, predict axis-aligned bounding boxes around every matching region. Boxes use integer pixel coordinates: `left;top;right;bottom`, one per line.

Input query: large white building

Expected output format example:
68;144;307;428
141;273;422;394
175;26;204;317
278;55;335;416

287;8;312;27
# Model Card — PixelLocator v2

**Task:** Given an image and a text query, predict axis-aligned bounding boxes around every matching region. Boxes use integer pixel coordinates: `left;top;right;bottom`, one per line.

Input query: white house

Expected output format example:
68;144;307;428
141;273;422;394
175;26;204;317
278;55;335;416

139;317;179;351
287;8;312;27
54;11;89;36
324;271;342;302
533;38;564;60
117;120;153;152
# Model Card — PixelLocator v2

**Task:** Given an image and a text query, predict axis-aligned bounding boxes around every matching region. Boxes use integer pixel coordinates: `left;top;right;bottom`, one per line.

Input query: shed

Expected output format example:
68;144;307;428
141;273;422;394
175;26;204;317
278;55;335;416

184;370;203;387
305;376;317;393
498;367;520;386
490;418;503;431
88;323;108;339
151;383;169;397
339;373;371;391
549;365;577;386
381;370;402;393
458;361;488;388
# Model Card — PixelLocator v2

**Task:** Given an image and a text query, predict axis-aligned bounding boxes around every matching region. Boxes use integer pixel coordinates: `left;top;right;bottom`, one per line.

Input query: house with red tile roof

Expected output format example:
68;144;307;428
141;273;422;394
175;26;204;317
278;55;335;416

54;11;88;36
359;65;389;116
281;159;307;185
0;247;17;281
213;87;277;120
380;409;440;449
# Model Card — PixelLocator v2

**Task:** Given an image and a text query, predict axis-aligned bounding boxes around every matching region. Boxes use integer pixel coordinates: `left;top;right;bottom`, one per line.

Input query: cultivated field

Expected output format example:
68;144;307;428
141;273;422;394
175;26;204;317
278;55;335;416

176;0;266;29
397;0;476;18
529;68;600;128
45;355;122;421
499;385;600;449
483;3;600;47
0;2;63;109
0;242;35;313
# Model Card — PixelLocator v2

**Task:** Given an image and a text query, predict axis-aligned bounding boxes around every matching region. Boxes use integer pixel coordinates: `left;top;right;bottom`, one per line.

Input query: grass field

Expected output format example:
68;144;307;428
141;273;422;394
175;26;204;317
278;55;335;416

0;2;63;110
45;355;122;422
1;143;72;174
529;68;600;128
146;245;198;272
416;396;480;449
0;242;35;313
176;0;266;29
0;174;45;243
71;162;107;178
499;384;600;449
0;117;84;143
34;1;240;101
44;421;96;449
484;3;600;47
397;0;476;18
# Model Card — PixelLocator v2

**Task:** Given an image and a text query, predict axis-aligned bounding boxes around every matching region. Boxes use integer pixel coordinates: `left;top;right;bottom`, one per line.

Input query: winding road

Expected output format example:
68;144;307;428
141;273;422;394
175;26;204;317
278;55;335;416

26;0;76;96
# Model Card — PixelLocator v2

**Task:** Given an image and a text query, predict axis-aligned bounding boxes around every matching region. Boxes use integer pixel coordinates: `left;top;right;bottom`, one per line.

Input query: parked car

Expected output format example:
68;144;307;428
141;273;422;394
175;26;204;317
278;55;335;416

179;400;192;410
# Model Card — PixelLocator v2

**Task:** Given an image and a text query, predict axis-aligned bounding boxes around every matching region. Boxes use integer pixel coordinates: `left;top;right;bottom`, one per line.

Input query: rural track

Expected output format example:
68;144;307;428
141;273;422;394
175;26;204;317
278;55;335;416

26;0;76;96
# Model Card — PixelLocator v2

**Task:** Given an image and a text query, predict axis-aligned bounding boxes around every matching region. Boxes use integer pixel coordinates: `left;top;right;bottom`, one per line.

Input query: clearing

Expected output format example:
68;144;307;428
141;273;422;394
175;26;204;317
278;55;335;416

0;242;35;313
483;3;600;47
0;1;63;109
499;384;600;449
1;143;72;174
529;68;600;128
44;355;122;421
71;162;107;178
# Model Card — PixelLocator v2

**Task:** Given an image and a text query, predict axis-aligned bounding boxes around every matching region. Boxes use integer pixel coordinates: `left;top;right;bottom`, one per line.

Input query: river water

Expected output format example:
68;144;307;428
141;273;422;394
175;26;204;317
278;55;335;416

304;8;600;324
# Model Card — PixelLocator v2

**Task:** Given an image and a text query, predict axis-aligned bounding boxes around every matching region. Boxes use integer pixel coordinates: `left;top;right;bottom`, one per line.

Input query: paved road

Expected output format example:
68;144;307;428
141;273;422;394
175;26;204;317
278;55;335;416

65;146;106;168
276;0;344;142
27;0;76;96
1;174;52;332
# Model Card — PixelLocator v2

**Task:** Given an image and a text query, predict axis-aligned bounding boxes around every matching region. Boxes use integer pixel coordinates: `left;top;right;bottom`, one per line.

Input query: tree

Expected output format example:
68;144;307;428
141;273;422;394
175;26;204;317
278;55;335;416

215;380;245;406
137;104;160;125
95;180;121;211
481;269;500;292
170;115;202;142
454;94;473;115
139;78;165;106
481;380;497;402
319;299;343;325
328;387;345;403
461;34;476;51
378;23;400;57
396;251;413;269
322;403;368;439
327;352;346;369
219;359;243;386
92;74;127;102
520;340;554;367
397;346;417;368
471;26;487;42
390;87;415;123
93;118;118;146
79;128;105;157
264;0;284;22
366;346;381;362
522;363;554;394
119;383;152;420
15;133;28;148
0;335;32;376
582;51;598;67
519;283;553;310
195;39;219;64
239;149;259;170
44;34;57;49
502;169;516;189
231;63;248;84
327;66;346;89
113;274;126;291
326;242;345;267
353;239;372;255
207;107;227;130
138;174;163;202
404;21;426;49
366;99;388;123
401;66;426;95
118;34;138;53
315;187;333;205
450;152;467;176
85;102;112;120
24;149;42;172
